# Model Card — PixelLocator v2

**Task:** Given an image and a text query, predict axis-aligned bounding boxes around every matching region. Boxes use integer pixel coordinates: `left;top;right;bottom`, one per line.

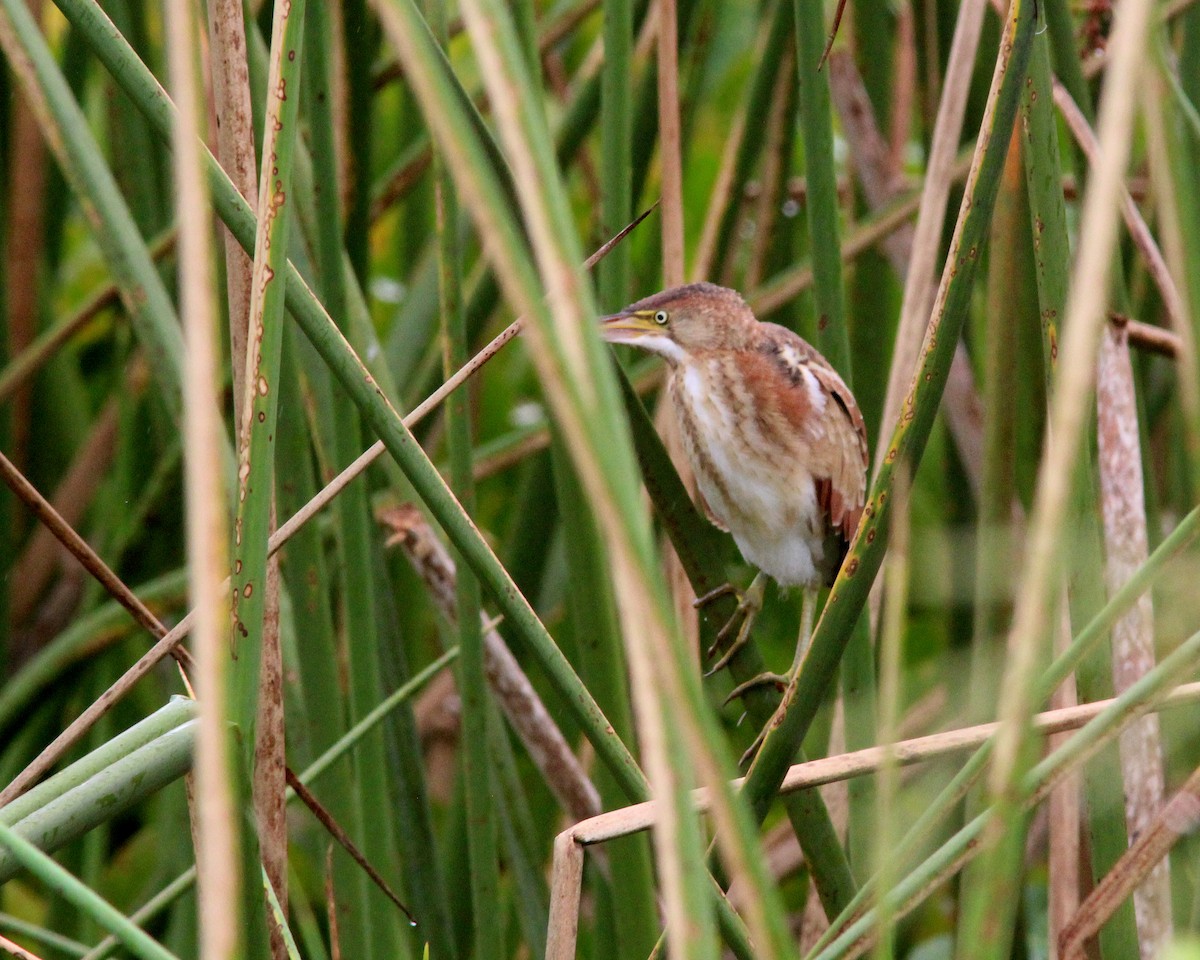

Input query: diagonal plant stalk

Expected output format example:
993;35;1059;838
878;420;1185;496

0;718;196;884
737;0;1036;823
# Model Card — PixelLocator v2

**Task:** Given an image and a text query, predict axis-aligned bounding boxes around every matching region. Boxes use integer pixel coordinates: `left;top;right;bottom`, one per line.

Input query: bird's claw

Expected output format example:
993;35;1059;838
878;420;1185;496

722;671;788;706
738;724;770;768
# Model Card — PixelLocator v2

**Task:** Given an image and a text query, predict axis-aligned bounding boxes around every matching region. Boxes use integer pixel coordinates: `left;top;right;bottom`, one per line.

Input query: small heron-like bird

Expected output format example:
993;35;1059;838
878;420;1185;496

601;282;868;694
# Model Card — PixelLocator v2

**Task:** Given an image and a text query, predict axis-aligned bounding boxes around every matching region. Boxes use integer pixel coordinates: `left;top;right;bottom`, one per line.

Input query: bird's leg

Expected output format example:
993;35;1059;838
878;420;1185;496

698;572;768;676
721;586;818;702
730;586;820;765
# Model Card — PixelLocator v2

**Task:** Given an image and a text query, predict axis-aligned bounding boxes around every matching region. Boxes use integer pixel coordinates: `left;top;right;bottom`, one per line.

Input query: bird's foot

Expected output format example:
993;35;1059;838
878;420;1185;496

699;573;767;676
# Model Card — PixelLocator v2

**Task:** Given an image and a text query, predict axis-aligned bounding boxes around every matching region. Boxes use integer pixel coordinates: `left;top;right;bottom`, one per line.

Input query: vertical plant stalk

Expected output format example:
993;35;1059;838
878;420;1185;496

1018;19;1082;946
1095;321;1172;957
969;124;1020;719
657;0;684;287
987;0;1155;819
3;0;45;480
1140;58;1200;492
205;0;259;418
167;0;239;956
302;6;395;958
869;466;910;960
652;0;700;659
873;0;985;477
980;0;1159;937
230;0;306;946
429;1;500;955
792;0;850;373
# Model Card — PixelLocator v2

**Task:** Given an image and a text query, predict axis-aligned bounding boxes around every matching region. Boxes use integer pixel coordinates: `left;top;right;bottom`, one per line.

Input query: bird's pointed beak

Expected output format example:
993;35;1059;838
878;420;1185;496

599;311;658;345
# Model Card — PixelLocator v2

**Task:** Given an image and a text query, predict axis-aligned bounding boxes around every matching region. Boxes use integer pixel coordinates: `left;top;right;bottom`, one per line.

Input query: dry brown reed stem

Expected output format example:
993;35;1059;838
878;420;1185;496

168;0;239;954
545;830;587;960
370;149;433;222
874;0;986;480
0;933;41;960
205;0;257;420
656;0;685;288
3;0;44;420
1121;316;1184;357
285;769;414;924
378;504;602;824
1058;763;1200;960
324;846;341;960
888;4;917;171
0;446;190;674
1048;597;1081;950
1096;321;1173;955
563;680;1200;846
5;7;46;476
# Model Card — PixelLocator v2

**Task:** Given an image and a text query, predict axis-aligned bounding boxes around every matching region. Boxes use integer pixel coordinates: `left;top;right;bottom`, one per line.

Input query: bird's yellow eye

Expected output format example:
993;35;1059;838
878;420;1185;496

654;310;669;325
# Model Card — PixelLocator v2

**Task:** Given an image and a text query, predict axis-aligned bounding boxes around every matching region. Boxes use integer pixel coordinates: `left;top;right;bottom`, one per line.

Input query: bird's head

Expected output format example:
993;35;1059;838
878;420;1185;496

600;282;756;363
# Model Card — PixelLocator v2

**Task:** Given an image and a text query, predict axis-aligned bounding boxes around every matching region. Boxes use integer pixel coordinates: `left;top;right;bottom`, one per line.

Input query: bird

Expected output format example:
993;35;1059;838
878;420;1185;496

601;281;868;695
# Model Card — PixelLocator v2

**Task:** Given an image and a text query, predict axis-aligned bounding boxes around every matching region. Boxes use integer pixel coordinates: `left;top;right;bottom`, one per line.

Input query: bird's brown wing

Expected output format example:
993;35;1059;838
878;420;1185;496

758;322;869;539
806;362;868;538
